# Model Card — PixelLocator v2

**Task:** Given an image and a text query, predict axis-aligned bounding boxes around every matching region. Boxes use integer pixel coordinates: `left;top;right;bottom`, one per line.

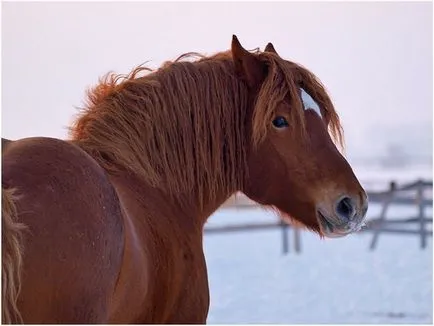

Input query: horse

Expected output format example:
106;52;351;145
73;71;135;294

2;35;368;324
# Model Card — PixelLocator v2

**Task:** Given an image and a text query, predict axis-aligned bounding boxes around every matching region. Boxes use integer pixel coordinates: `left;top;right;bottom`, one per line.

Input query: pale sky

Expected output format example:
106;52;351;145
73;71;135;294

2;1;432;161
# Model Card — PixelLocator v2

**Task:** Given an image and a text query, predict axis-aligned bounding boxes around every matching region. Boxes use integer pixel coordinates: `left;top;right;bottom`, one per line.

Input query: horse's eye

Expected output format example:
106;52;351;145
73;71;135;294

272;116;289;129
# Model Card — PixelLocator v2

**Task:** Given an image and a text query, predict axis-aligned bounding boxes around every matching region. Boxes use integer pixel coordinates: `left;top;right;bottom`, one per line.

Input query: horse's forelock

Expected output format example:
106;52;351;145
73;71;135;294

251;54;307;147
294;64;345;151
251;53;344;151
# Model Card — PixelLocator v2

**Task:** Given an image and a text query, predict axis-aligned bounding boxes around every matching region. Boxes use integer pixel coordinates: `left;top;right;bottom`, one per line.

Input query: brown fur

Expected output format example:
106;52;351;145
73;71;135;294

3;137;124;323
2;36;367;323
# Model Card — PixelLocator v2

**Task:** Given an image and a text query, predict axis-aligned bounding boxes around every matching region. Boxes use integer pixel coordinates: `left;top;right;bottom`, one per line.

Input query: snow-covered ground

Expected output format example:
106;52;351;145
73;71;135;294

204;165;433;324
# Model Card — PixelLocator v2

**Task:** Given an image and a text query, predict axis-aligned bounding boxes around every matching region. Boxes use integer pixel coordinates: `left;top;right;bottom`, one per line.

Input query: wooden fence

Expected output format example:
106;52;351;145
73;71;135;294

204;195;304;254
203;179;433;254
365;179;432;250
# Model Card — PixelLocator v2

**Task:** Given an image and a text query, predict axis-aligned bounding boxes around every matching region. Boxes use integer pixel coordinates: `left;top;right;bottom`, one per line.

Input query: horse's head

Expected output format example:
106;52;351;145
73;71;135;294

232;36;368;238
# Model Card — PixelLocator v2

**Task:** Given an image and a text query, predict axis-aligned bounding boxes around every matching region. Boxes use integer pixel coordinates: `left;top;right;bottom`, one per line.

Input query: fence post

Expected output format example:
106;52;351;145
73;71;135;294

369;181;396;250
281;219;289;255
416;180;427;249
293;227;301;253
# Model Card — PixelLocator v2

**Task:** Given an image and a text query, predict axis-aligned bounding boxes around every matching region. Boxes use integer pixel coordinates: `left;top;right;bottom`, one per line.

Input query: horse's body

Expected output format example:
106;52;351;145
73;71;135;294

3;136;213;323
2;36;368;323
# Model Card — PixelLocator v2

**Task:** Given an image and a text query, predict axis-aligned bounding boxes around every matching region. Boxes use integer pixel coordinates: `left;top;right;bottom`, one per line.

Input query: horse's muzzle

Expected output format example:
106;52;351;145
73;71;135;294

317;193;368;238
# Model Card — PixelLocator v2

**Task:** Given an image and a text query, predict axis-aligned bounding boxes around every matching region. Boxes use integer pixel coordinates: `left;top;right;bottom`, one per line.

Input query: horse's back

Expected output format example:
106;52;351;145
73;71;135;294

2;137;124;323
2;138;12;153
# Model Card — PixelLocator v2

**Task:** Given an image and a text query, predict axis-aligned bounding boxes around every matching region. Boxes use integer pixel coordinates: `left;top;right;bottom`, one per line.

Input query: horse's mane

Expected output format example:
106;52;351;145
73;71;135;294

70;49;343;206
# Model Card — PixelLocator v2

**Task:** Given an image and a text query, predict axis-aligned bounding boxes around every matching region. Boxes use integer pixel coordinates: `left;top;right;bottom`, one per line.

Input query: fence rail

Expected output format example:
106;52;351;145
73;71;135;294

204;179;433;254
366;179;432;249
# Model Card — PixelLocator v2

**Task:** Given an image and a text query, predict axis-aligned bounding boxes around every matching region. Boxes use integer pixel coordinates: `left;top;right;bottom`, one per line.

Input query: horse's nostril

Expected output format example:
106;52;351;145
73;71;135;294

336;197;355;221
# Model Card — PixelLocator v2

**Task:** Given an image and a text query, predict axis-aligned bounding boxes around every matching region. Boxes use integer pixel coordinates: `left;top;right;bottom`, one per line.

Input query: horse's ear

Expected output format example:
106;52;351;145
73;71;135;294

231;35;267;89
264;42;278;56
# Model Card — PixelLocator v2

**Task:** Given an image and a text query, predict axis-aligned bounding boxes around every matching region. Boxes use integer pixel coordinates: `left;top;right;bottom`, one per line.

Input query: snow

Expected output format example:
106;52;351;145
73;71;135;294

203;165;433;324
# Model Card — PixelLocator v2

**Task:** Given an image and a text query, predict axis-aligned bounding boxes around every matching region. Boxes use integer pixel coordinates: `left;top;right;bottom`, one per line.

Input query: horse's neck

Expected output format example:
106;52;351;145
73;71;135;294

131;61;248;220
109;171;233;228
75;58;249;225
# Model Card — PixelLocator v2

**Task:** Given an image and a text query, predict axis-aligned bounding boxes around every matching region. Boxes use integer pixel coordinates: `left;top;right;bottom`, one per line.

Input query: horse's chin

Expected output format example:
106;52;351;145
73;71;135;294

317;211;357;238
272;208;316;232
272;207;355;239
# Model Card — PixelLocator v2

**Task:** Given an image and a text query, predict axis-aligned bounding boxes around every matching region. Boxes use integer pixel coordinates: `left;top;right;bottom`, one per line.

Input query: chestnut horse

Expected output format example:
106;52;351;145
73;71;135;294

2;36;368;324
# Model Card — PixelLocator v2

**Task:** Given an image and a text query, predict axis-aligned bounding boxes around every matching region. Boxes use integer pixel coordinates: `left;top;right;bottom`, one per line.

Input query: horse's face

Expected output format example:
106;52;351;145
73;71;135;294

232;36;368;237
244;93;368;238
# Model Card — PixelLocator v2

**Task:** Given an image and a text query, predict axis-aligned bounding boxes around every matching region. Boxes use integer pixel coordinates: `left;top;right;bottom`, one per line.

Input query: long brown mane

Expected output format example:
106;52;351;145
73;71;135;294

70;50;343;206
